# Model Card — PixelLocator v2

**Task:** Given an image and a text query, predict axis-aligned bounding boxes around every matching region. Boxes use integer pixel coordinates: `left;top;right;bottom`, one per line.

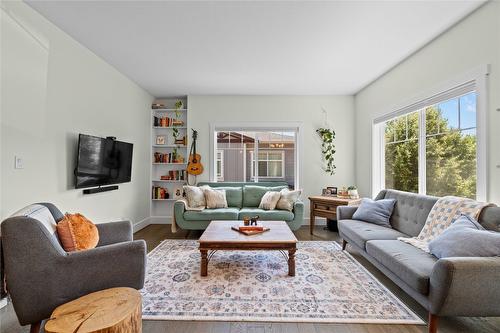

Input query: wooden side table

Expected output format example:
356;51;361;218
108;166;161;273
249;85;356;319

44;287;142;333
308;196;361;235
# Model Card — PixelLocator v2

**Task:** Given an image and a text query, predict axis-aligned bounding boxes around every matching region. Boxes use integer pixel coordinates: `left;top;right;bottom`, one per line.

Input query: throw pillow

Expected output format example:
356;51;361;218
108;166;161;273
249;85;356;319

259;191;282;210
243;185;288;207
429;215;500;258
203;186;228;209
56;213;99;252
352;198;396;228
183;185;206;208
276;188;302;211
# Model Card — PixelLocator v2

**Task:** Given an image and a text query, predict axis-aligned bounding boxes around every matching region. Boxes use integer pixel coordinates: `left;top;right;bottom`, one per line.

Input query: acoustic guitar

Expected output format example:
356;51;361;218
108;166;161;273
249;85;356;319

187;129;204;176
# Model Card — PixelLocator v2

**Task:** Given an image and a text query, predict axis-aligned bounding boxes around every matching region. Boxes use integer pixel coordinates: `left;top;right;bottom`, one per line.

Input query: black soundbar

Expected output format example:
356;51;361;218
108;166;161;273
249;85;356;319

83;185;118;195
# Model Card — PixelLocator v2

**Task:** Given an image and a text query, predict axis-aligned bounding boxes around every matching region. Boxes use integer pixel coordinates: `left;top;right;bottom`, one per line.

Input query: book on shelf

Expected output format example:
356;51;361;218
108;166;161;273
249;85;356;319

160;170;186;181
174;136;187;145
152;186;169;199
154;152;185;164
153;116;185;127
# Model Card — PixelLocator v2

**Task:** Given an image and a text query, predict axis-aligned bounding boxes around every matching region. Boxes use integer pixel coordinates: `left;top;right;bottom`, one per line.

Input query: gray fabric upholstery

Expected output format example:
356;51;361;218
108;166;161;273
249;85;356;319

339;189;500;320
378;189;438;236
352;198;396;227
429;257;500;316
338;220;407;250
477;206;500;232
95;220;133;246
366;240;437;294
36;202;65;222
1;205;146;326
428;215;500;258
336;206;358;220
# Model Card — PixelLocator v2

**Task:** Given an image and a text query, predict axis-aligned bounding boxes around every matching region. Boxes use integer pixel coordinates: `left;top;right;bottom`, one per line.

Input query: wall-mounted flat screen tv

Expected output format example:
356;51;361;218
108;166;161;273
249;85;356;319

75;134;133;189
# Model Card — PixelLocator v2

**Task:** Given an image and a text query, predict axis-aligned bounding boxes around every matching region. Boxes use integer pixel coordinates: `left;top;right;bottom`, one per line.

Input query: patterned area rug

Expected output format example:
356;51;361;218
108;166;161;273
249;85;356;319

142;240;424;324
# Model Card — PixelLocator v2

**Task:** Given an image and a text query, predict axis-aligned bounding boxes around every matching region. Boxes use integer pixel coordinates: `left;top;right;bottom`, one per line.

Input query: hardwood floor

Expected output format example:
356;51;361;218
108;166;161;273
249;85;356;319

1;225;499;333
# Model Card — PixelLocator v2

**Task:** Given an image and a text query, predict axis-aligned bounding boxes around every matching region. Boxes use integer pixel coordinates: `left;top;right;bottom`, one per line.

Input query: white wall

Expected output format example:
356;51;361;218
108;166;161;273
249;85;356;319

354;2;500;203
188;95;356;220
0;2;153;223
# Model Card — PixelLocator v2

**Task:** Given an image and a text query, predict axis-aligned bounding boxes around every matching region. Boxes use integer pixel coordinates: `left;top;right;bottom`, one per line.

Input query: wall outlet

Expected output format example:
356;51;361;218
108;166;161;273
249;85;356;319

15;156;24;169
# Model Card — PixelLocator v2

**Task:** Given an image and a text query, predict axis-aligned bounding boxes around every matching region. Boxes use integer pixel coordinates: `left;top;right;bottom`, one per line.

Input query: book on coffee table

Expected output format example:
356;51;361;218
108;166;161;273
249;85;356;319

231;225;270;236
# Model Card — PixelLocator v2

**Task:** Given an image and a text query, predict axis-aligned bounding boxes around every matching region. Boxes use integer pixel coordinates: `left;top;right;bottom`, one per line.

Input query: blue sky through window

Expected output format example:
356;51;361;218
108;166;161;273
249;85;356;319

437;92;476;132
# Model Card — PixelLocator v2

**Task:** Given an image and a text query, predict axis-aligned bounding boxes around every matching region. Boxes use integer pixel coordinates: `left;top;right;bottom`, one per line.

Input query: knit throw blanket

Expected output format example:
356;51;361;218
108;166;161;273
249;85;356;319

398;196;492;253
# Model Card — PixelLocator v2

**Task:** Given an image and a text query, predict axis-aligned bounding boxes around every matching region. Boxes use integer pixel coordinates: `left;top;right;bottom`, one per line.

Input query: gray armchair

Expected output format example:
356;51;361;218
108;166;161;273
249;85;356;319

0;203;147;333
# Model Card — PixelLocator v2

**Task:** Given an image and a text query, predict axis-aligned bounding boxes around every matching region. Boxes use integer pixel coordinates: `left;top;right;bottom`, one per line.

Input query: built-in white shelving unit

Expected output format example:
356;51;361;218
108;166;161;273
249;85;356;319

150;97;188;222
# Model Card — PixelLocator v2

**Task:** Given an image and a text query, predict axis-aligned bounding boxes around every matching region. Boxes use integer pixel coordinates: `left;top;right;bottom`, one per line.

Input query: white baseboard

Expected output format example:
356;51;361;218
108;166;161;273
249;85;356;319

133;217;152;233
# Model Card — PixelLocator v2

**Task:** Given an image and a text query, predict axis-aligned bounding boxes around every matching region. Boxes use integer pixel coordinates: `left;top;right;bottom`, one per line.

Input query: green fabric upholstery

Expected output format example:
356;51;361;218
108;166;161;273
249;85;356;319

184;208;239;221
174;182;302;231
238;208;294;221
243;185;288;207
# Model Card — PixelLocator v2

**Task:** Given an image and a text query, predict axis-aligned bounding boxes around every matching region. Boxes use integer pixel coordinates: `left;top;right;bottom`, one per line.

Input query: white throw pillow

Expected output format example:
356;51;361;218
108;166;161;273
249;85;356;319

276;189;302;211
183;185;206;208
203;186;228;209
259;191;282;210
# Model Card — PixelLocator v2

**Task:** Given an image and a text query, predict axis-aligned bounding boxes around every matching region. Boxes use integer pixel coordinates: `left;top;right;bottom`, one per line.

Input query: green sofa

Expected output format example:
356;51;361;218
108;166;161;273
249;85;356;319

174;182;304;231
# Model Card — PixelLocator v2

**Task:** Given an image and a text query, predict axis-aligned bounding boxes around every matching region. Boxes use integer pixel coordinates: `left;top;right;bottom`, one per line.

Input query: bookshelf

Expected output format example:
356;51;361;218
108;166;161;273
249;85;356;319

150;97;188;222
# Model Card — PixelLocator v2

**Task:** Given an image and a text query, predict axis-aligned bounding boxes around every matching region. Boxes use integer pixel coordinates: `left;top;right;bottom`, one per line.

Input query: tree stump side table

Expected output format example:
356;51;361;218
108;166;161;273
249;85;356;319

44;287;142;333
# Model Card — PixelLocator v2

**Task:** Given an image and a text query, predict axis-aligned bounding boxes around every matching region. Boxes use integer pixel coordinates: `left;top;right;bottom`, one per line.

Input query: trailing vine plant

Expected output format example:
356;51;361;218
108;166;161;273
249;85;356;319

316;128;336;175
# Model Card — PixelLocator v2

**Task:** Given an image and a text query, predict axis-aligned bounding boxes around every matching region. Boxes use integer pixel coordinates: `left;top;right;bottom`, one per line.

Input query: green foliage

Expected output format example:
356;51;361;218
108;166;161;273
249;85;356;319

316;128;336;175
174;100;183;118
384;107;476;199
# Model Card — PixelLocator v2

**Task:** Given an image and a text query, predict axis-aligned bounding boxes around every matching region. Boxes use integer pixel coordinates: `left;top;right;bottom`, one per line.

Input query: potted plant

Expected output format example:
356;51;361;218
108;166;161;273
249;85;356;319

316;128;336;175
348;186;359;199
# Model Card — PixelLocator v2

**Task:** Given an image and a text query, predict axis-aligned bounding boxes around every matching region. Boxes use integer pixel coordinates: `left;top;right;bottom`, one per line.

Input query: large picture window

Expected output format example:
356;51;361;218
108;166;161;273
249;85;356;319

374;81;485;200
211;125;300;189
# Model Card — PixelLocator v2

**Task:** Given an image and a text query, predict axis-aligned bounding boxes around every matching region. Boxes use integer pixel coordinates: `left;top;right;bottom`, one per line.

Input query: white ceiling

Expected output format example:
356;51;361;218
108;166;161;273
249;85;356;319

26;1;484;97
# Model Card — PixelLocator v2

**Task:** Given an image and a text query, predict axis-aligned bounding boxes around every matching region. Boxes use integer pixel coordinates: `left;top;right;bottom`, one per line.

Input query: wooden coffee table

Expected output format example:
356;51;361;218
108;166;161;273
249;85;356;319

198;220;298;277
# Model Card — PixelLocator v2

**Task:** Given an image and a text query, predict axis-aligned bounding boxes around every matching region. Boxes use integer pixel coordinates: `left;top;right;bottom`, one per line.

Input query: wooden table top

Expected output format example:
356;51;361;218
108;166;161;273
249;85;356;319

309;195;361;204
199;221;297;244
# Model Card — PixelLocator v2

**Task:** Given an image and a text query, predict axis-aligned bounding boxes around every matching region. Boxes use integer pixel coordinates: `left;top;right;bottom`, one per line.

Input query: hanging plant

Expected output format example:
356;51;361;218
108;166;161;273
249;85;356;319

316;128;336;175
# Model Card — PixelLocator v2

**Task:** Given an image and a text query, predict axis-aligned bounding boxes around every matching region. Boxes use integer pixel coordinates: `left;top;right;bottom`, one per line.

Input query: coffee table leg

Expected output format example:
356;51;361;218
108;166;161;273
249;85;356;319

288;248;296;276
200;249;208;276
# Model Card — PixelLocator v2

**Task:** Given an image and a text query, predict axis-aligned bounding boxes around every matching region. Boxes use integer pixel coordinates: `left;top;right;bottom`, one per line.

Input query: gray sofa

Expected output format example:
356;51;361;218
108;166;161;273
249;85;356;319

337;189;500;333
0;203;147;333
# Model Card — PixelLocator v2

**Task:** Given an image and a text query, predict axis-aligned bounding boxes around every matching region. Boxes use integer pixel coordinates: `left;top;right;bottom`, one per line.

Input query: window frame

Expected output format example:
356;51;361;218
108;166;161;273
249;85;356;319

209;122;302;189
249;150;286;179
371;65;489;201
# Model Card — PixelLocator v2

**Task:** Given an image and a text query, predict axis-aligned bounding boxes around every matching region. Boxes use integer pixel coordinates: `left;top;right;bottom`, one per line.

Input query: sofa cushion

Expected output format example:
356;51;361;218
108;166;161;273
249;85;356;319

212;186;243;208
429;215;500;258
338;220;407;250
184;208;239;221
352;198;396;228
243;185;287;207
238;208;294;221
366;240;438;294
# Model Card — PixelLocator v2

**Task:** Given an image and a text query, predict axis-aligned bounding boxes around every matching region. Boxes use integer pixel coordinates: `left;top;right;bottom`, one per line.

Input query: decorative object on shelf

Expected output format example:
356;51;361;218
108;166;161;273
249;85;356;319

174;100;183;117
156;135;166;145
154;151;184;163
322;186;337;196
337;187;349;199
175;135;187;146
328;186;338;195
348;186;359;199
160;169;186;181
152;103;165;109
154;115;185;127
173;186;184;199
316;127;336;175
187;129;204;182
152;186;169;199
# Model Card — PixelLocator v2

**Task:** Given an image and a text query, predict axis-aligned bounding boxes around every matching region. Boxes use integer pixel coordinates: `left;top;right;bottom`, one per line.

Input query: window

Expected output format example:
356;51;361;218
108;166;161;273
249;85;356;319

210;124;300;189
250;150;285;178
216;150;224;181
375;85;484;200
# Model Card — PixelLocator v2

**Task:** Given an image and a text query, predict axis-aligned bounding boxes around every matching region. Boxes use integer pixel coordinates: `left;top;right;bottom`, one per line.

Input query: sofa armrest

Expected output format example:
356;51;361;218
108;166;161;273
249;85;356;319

293;200;304;216
429;257;500;316
96;220;133;246
174;201;187;224
337;206;358;220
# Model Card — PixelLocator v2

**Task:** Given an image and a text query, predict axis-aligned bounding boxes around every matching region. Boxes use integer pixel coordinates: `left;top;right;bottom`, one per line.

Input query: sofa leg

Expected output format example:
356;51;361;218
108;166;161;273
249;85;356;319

30;322;41;333
342;239;347;250
428;313;438;333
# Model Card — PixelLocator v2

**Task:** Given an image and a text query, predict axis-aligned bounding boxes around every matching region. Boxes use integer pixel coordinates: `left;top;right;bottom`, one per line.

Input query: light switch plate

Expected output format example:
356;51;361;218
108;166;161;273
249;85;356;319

15;156;24;169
